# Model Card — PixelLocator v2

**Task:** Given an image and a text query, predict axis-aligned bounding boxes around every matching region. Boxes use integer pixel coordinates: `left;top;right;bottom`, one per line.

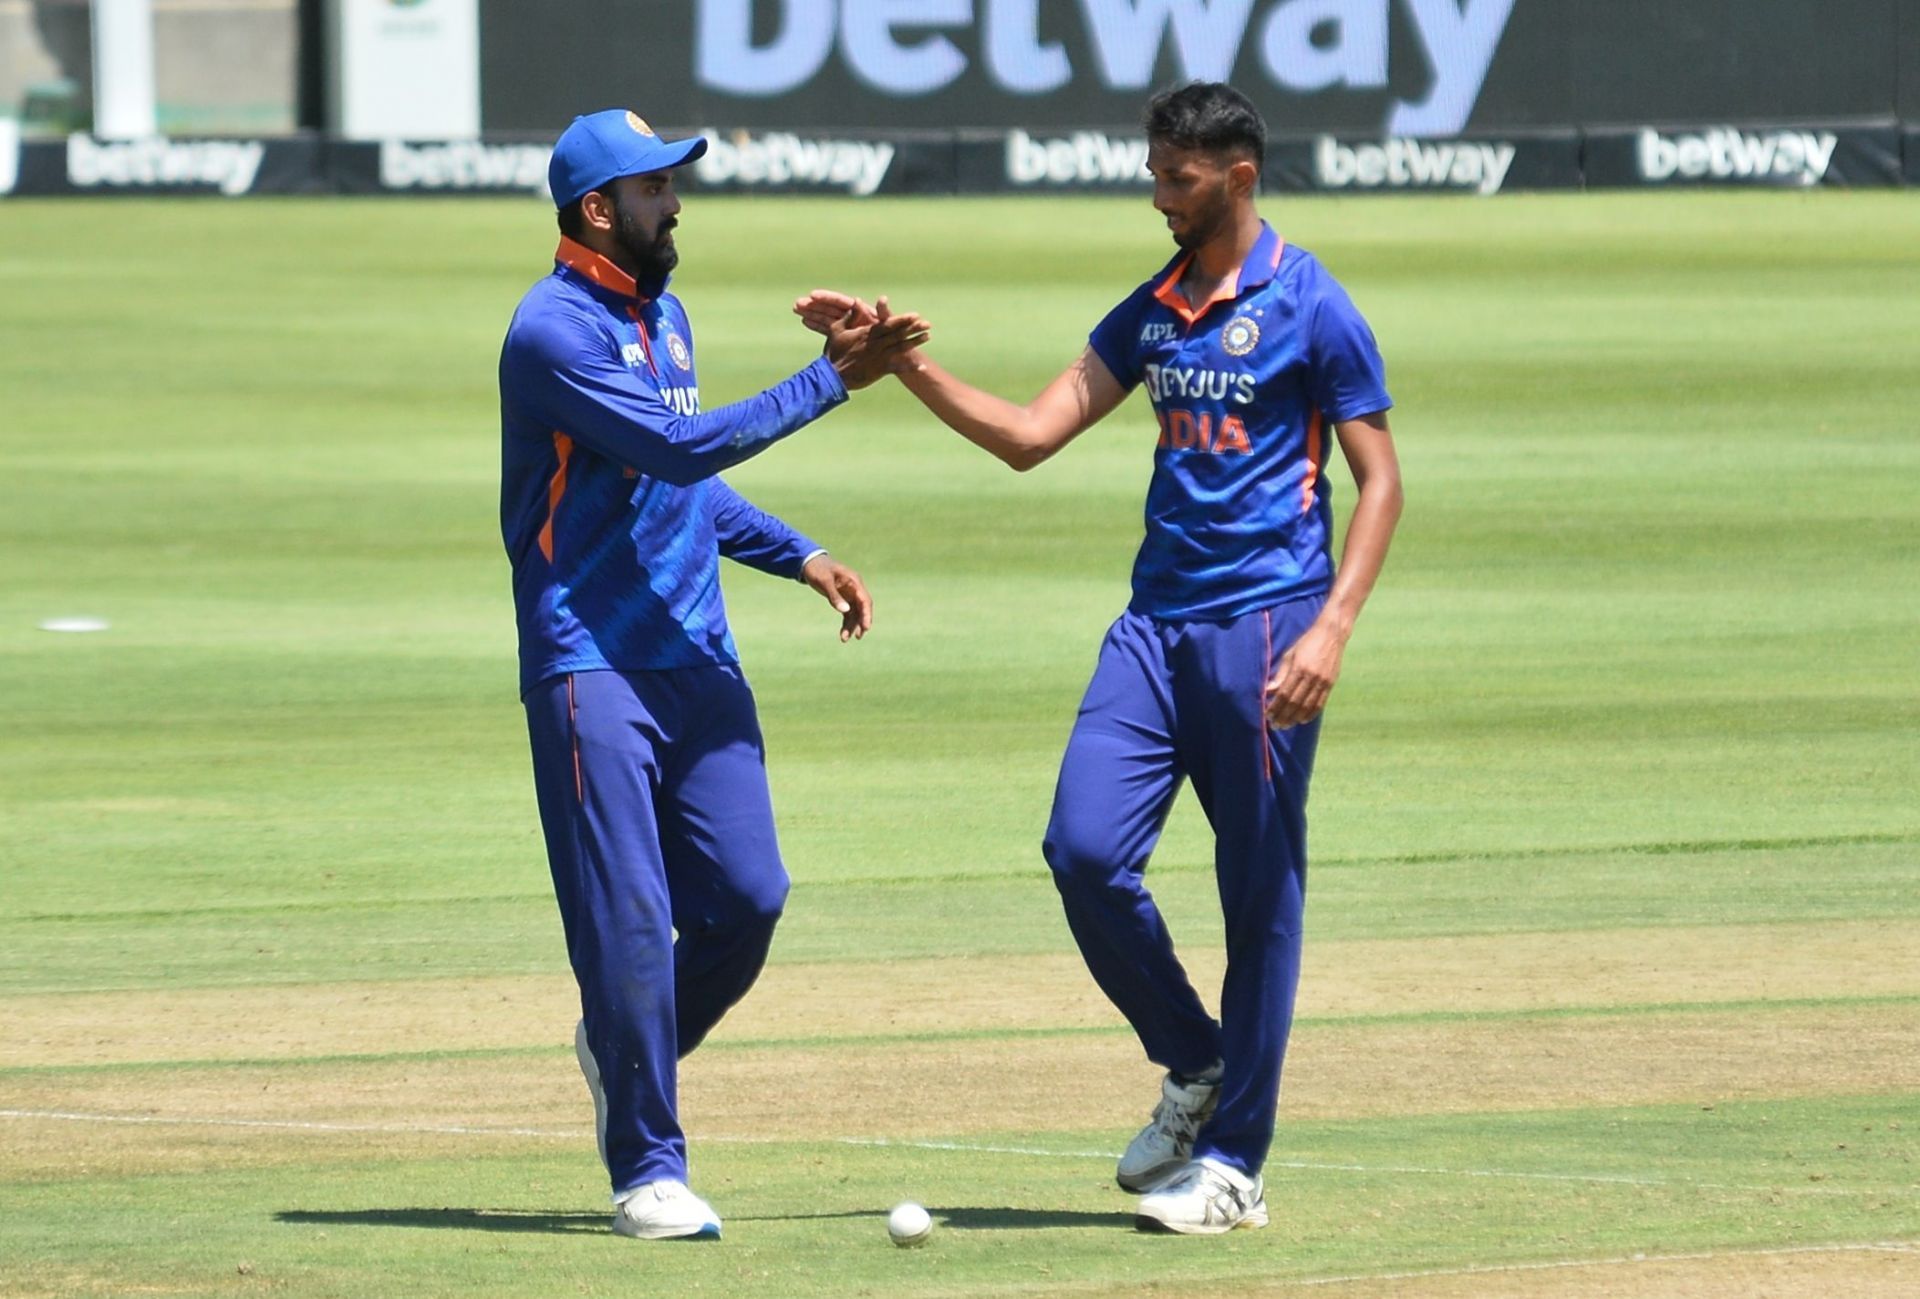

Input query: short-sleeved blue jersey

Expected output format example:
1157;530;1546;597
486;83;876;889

500;239;843;695
1088;223;1391;621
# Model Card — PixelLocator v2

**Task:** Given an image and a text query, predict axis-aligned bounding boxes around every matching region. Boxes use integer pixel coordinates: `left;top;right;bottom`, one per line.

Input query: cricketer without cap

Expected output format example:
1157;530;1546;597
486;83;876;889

498;109;926;1240
799;81;1403;1236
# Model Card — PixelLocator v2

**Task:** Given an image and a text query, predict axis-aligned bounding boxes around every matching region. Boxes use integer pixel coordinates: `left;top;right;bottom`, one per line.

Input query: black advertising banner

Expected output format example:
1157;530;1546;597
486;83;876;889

1901;0;1920;123
2;136;324;197
1266;130;1580;194
0;126;1910;199
1584;125;1904;190
479;0;1918;140
325;139;554;196
687;130;957;196
954;128;1152;192
1558;2;1898;128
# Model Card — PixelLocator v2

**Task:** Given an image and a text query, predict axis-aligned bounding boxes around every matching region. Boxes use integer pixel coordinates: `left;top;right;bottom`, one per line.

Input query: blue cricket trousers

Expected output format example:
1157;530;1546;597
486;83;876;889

523;666;790;1195
1043;596;1324;1177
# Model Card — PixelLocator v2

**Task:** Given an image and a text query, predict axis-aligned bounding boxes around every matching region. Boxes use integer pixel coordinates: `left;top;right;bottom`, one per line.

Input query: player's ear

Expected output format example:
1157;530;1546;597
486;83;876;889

580;188;617;234
1228;156;1259;199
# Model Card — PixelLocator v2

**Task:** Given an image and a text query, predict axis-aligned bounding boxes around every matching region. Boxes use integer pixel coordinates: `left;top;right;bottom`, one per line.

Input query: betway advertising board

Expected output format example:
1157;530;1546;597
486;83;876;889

484;0;1535;137
480;0;1916;139
0;126;1913;198
0;135;323;197
1585;126;1904;190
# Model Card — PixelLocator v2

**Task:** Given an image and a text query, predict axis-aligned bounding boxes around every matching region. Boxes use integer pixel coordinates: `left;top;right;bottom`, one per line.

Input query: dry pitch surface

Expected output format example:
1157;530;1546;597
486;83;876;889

6;919;1917;1295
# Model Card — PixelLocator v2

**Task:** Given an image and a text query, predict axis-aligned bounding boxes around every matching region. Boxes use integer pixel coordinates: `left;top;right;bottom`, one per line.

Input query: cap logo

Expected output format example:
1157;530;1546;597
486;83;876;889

626;112;655;137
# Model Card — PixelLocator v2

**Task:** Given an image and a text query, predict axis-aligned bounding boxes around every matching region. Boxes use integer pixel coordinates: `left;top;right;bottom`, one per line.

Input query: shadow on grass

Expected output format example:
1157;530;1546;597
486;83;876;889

733;1206;1133;1231
276;1208;606;1235
278;1205;1133;1234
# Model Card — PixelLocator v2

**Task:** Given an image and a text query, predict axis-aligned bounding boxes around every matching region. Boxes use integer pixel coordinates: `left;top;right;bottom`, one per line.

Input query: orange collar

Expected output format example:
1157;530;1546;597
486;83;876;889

1151;222;1286;327
555;237;641;299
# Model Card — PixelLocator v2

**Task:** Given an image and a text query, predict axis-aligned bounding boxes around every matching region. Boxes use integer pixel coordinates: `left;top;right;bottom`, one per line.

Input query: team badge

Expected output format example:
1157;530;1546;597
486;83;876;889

665;331;692;371
1221;315;1260;357
626;112;655;137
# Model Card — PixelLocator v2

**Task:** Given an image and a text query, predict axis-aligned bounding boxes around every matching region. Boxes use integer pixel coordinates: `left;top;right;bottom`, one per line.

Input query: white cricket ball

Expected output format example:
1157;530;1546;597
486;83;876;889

887;1201;932;1247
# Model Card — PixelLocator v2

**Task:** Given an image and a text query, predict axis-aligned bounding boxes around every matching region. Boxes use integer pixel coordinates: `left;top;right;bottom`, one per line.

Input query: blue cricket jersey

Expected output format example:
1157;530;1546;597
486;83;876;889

1088;223;1392;621
499;238;845;695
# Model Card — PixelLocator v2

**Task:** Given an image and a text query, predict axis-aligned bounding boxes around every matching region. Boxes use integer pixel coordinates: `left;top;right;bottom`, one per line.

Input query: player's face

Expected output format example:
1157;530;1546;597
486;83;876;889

1147;141;1235;251
605;170;682;280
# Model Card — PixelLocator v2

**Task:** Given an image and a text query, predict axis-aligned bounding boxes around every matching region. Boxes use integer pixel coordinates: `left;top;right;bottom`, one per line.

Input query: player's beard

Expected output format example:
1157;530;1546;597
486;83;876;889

611;197;678;283
1171;178;1234;250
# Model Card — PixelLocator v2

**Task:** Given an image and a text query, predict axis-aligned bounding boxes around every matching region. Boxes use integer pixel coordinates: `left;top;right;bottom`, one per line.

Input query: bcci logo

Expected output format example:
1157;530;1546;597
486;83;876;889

665;331;691;371
626;112;655;138
1221;315;1260;357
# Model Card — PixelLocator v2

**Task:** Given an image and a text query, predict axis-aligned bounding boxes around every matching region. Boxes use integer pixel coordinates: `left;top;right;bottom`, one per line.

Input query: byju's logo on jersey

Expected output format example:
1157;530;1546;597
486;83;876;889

1221;316;1261;357
665;331;692;371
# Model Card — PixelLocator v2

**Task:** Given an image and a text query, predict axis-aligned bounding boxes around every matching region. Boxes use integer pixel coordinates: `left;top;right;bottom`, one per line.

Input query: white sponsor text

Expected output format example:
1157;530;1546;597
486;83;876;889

1007;130;1149;185
696;0;1517;138
381;141;550;193
696;133;895;196
1316;136;1516;195
1636;128;1837;187
67;135;264;196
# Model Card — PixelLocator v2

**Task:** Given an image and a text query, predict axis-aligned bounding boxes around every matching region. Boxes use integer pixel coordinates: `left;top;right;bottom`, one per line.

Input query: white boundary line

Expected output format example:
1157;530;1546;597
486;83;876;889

0;1109;1882;1198
0;1109;583;1140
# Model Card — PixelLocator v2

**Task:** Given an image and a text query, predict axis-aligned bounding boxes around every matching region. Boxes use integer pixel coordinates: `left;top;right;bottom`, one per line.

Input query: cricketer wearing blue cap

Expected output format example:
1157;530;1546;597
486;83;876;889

500;108;929;1241
799;82;1404;1236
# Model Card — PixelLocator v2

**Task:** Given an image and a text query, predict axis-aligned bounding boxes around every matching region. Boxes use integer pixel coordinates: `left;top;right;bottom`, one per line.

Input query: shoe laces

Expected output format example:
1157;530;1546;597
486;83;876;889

1148;1078;1215;1145
1149;1095;1203;1145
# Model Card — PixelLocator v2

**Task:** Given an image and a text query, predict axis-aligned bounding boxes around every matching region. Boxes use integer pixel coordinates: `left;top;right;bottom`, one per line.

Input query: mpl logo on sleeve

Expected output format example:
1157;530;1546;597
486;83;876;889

1315;136;1516;195
0;118;19;196
694;132;895;196
1636;128;1838;187
67;135;266;195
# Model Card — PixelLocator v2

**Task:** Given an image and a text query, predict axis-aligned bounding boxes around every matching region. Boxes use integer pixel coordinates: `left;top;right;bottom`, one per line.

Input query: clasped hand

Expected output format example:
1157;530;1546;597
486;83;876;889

817;293;931;388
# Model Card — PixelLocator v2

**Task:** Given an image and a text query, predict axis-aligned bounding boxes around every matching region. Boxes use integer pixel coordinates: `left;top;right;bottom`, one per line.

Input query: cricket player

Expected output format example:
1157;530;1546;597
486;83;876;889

499;109;927;1240
799;82;1403;1234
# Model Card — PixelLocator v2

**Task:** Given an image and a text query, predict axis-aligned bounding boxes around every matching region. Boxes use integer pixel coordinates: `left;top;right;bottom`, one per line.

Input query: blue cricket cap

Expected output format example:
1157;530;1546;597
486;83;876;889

548;109;708;208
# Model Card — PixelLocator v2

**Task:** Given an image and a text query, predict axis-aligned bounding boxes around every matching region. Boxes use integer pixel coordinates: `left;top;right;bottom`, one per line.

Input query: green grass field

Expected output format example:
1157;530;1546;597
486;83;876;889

1;190;1917;1298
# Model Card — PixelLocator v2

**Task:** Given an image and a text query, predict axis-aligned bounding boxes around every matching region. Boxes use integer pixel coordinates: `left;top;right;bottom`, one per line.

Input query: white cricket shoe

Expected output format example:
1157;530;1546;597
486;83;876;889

1116;1071;1221;1192
574;1019;609;1170
1133;1157;1268;1235
612;1180;722;1240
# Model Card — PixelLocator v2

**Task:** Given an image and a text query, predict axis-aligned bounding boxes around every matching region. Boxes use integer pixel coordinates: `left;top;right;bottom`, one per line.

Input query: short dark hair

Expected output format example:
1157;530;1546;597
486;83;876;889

556;197;588;240
1143;81;1266;172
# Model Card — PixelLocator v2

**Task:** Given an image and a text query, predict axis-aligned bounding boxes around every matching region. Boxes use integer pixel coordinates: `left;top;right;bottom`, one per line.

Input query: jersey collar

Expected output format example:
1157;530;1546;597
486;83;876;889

1151;221;1286;326
554;237;670;304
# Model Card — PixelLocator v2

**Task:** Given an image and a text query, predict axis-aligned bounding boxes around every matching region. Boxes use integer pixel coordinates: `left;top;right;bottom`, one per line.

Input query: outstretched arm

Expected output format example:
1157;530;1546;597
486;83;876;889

504;304;929;487
796;291;1128;471
1265;411;1403;728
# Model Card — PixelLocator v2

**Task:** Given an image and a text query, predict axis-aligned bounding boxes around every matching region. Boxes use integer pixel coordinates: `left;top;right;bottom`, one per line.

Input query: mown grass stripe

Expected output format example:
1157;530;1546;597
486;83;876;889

4;991;1914;1077
12;828;1917;924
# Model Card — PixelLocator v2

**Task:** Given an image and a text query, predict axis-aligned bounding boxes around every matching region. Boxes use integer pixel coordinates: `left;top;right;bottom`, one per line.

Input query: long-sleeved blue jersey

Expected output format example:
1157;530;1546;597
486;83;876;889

500;238;847;694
